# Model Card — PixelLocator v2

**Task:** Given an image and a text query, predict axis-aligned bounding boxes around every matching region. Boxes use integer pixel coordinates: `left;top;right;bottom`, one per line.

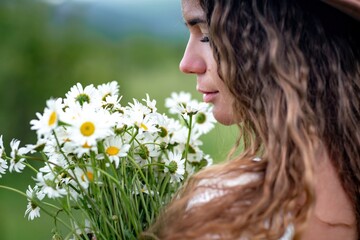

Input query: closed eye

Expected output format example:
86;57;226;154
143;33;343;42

200;36;210;43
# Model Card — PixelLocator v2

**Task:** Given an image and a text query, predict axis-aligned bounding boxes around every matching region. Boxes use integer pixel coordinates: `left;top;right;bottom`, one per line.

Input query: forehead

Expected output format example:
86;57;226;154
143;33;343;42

181;0;204;20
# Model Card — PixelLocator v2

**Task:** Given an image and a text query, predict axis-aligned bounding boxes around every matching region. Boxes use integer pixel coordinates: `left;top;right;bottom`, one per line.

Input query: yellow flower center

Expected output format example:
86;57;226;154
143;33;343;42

48;111;57;126
81;171;94;182
140;123;148;131
80;122;95;136
106;146;120;156
82;142;91;148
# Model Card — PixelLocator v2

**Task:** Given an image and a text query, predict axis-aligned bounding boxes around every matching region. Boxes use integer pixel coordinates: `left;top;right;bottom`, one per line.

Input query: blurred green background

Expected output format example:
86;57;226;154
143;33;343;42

0;0;237;239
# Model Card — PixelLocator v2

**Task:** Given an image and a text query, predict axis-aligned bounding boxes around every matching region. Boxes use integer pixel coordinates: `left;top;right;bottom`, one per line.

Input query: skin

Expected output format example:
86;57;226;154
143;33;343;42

301;155;357;239
180;0;236;125
181;0;357;239
322;0;360;20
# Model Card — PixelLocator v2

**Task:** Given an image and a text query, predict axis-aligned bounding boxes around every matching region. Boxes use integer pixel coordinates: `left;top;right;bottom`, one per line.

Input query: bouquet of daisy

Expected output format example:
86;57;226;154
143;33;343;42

0;81;215;240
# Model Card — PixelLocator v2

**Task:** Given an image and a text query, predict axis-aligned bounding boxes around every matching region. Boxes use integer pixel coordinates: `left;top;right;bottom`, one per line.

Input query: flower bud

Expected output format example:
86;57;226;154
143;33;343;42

75;94;90;106
137;145;149;160
52;233;63;240
195;112;206;124
167;160;178;174
158;126;168;138
160;142;167;150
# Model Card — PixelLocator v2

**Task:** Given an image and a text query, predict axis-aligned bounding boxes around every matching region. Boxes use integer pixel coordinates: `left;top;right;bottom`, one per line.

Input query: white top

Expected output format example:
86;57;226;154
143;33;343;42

187;172;294;240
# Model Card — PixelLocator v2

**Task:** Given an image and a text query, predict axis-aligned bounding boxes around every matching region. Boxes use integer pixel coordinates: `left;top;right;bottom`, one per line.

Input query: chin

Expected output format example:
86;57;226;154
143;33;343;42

213;110;235;126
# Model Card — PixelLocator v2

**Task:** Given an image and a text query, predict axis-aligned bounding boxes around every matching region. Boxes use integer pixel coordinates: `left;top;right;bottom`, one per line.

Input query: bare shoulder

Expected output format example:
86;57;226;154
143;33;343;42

300;157;357;239
187;171;262;208
300;213;357;240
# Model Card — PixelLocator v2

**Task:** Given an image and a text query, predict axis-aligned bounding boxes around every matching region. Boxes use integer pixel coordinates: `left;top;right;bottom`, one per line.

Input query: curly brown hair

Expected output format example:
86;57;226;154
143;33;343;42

142;0;360;239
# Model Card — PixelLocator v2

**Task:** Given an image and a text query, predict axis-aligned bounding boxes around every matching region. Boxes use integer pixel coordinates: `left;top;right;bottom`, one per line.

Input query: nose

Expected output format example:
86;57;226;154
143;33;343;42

179;40;206;74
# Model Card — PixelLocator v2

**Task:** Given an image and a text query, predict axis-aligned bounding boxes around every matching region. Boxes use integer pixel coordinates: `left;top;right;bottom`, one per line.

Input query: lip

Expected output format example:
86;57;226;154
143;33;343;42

198;89;219;103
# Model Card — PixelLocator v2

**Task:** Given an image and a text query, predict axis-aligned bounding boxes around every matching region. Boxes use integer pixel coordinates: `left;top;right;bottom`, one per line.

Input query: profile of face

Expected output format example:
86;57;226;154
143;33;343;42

180;0;235;125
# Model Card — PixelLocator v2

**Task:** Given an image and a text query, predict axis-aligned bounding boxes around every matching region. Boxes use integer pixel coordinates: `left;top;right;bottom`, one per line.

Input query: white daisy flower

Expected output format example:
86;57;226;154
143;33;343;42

66;181;81;201
153;114;173;144
124;99;154;132
134;142;160;165
179;100;208;117
0;136;8;178
54;126;75;148
136;113;159;134
42;133;72;168
103;95;122;110
125;107;159;134
142;93;157;112
112;110;131;131
185;148;205;175
39;163;70;191
188;152;213;175
203;154;213;167
67;104;114;147
25;185;45;220
128;98;151;115
164;150;185;183
102;136;130;168
97;81;119;101
30;98;63;138
9;139;29;173
98;81;123;111
133;184;156;196
34;172;67;199
169;126;189;145
25;200;42;221
43;133;67;158
23;137;47;154
187;147;204;163
193;106;216;135
64;82;101;108
0;135;4;155
73;167;95;190
0;159;7;178
72;219;95;240
63;140;98;158
165;91;192;115
161;118;184;145
61;101;83;124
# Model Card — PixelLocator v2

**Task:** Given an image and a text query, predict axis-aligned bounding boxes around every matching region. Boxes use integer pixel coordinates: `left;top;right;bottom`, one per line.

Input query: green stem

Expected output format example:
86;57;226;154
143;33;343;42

184;114;193;172
24;162;39;174
0;185;71;231
0;185;27;198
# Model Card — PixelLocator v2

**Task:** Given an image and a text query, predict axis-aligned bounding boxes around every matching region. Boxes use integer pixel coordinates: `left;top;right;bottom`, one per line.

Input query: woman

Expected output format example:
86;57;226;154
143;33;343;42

143;0;360;239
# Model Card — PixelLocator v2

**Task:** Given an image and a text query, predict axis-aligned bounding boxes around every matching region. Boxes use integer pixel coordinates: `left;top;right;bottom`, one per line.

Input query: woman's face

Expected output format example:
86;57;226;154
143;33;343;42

180;0;235;125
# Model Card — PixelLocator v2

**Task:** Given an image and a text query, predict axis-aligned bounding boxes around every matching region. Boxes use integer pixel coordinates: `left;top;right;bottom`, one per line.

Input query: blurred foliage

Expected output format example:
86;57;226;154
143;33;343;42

0;0;188;144
0;0;238;239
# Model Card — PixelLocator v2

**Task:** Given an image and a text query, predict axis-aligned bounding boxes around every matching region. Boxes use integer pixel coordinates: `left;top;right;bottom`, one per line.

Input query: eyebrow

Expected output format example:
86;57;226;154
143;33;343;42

184;17;207;27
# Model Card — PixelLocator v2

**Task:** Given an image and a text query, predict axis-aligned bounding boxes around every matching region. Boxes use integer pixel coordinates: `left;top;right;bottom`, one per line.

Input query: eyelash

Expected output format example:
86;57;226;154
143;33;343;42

200;36;210;43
